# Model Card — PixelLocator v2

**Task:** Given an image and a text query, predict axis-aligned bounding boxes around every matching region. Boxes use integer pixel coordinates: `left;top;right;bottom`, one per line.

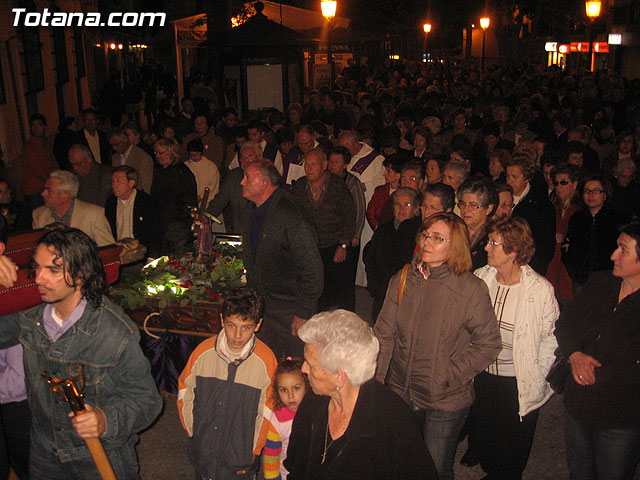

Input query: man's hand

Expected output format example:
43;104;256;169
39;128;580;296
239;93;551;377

569;351;602;386
333;246;347;263
291;315;307;336
69;404;107;439
0;256;18;288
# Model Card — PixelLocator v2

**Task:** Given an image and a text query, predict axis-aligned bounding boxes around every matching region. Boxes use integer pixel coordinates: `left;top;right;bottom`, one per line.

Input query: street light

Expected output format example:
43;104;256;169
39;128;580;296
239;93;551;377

322;0;337;88
480;17;489;72
585;0;601;72
423;23;432;62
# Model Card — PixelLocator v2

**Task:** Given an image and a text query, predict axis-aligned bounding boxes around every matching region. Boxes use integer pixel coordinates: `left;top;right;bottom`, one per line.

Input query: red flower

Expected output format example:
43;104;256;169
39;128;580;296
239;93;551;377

208;292;219;300
182;280;194;288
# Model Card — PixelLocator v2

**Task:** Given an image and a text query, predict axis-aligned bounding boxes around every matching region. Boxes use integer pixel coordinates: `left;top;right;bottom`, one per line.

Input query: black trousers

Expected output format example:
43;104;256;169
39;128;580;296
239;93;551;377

257;307;304;361
472;371;540;480
318;244;352;312
0;400;31;480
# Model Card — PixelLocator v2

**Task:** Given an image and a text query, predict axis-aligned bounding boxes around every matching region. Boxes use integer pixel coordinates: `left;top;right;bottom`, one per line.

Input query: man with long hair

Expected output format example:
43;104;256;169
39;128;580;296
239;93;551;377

0;227;161;478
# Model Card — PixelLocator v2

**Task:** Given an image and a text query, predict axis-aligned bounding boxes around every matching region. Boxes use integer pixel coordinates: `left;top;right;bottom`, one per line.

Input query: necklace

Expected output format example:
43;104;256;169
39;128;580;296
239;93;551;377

321;421;334;464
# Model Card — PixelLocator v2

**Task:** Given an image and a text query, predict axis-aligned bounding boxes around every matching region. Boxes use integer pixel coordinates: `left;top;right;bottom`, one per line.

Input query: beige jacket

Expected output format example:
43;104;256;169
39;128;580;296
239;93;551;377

32;199;115;247
374;260;501;411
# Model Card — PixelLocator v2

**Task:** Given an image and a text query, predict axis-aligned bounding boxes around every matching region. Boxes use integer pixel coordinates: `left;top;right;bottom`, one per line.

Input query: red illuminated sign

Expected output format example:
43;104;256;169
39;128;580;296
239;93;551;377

569;42;591;52
558;44;569;54
593;42;609;53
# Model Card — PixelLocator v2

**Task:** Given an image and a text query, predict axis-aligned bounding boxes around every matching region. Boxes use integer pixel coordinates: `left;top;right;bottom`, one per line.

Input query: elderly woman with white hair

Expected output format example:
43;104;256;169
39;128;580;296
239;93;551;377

284;310;438;480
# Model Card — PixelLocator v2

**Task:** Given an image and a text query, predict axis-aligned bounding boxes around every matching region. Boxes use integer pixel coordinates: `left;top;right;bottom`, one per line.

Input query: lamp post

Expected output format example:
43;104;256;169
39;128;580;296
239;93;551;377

480;17;490;73
321;0;337;88
585;0;601;72
423;23;432;62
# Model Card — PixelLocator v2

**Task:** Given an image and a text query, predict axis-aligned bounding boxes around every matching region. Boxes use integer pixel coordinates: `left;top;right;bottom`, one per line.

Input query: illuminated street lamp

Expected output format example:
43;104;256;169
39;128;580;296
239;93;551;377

423;23;432;62
585;0;601;72
480;17;490;72
321;0;336;19
322;0;337;88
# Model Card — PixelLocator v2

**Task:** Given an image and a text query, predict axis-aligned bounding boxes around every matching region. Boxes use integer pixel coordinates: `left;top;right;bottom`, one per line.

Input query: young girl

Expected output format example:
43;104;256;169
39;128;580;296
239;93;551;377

263;357;309;480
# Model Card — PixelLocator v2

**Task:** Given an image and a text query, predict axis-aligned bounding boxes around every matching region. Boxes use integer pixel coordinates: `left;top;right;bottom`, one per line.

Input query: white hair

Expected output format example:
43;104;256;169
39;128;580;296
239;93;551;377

298;309;379;386
240;141;263;157
49;170;79;198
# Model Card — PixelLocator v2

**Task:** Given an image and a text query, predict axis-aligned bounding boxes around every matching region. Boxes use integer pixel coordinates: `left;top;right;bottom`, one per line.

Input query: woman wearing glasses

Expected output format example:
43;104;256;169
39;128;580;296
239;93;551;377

562;174;627;296
473;217;559;479
457;177;498;270
374;212;501;480
365;187;421;322
546;163;582;305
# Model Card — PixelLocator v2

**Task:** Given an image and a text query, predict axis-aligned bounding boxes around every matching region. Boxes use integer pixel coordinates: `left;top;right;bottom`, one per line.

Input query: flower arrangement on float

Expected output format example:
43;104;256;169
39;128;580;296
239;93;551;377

111;247;244;311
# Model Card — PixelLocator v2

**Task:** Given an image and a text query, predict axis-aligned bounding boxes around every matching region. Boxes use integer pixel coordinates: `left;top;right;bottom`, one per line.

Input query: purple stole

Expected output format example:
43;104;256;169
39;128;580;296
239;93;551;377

350;149;379;175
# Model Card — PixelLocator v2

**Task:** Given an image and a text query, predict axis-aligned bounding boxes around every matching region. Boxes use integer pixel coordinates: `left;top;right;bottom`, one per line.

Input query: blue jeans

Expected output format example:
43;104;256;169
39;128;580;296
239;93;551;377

565;409;640;480
29;436;140;480
416;407;470;480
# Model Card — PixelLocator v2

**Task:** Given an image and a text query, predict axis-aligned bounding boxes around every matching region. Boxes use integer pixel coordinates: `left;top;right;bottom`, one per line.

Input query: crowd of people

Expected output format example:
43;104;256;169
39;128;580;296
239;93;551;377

0;58;639;479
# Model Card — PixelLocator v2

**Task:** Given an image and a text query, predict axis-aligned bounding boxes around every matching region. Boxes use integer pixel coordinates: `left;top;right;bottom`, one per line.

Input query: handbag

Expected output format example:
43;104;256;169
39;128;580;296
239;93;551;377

546;347;570;394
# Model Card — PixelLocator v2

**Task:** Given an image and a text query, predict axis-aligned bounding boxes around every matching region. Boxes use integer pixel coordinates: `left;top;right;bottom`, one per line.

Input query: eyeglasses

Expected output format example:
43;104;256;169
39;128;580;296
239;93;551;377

487;239;504;247
457;201;484;211
417;233;450;244
584;188;605;195
553;179;571;186
401;175;419;182
394;202;415;208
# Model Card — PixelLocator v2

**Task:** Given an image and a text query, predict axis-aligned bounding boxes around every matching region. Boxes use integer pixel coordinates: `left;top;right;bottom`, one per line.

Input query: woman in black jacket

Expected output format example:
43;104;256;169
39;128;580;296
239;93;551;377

562;175;627;296
150;138;198;253
554;222;640;480
286;309;438;480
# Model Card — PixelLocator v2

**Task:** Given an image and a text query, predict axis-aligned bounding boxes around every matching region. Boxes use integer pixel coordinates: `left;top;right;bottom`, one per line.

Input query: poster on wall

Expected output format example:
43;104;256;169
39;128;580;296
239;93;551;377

223;65;242;114
247;64;283;112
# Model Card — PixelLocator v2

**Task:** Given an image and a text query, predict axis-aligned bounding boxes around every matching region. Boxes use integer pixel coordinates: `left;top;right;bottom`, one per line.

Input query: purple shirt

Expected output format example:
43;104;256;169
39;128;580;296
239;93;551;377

0;344;27;403
43;299;87;343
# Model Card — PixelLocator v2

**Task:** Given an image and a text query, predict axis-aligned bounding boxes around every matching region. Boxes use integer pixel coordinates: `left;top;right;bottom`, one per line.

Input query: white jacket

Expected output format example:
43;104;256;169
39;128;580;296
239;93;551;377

474;264;559;417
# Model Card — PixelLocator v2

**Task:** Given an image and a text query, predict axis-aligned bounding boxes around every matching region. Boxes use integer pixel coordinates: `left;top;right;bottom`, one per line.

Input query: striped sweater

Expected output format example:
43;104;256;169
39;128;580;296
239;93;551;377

263;406;297;480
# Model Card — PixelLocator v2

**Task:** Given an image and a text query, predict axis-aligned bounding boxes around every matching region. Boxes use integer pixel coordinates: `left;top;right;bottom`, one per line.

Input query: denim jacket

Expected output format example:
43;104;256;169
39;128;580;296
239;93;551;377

0;296;162;462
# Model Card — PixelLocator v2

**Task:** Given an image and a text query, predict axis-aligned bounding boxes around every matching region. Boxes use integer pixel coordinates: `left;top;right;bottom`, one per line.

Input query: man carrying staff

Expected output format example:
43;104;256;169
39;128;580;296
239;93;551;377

0;227;162;479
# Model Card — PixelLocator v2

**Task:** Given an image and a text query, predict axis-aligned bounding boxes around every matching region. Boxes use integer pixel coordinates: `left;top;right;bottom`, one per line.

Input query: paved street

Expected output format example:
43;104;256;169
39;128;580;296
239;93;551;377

136;288;640;479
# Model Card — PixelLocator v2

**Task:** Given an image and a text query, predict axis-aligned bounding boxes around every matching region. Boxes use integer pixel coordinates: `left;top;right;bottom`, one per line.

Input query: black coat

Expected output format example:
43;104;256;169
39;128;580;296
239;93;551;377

150;163;198;252
105;190;163;259
554;270;640;429
242;188;323;320
74;130;112;166
562;204;626;284
285;380;438;480
512;184;556;275
364;216;420;300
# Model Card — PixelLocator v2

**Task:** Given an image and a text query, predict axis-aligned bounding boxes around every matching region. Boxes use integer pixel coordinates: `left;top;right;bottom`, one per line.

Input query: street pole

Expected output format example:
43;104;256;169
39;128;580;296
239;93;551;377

481;29;486;73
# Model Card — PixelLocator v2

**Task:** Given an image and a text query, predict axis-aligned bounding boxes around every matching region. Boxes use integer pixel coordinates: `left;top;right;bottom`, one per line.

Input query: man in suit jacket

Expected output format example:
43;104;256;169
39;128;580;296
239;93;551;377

241;159;323;359
109;128;154;194
32;170;114;247
105;165;162;259
68;144;112;207
75;108;112;165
